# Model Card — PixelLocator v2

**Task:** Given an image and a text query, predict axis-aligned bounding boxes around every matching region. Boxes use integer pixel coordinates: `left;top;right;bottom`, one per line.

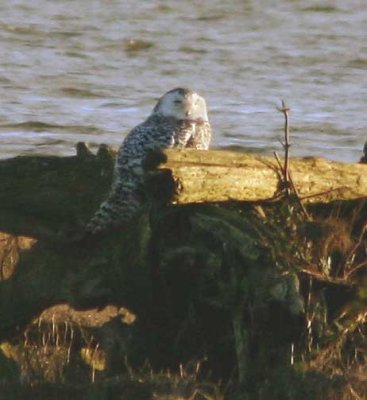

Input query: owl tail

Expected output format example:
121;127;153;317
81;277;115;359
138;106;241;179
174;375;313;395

85;183;143;234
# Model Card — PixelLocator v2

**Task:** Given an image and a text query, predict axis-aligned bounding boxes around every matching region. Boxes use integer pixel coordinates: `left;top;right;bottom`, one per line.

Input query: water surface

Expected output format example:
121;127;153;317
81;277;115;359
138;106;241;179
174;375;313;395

1;0;366;161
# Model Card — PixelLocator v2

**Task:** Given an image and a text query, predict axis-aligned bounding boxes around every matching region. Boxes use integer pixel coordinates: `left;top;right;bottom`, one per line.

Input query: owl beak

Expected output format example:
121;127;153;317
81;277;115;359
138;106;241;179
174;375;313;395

184;95;194;117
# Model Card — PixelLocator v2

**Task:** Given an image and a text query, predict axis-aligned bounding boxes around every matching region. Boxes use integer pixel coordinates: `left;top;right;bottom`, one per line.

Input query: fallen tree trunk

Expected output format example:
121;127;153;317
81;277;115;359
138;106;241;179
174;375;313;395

144;149;367;204
0;146;115;238
1;148;365;240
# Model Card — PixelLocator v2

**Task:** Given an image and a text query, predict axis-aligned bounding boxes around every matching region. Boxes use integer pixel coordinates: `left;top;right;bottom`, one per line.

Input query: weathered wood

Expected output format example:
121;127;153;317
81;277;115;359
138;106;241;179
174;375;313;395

144;149;367;204
0;148;114;238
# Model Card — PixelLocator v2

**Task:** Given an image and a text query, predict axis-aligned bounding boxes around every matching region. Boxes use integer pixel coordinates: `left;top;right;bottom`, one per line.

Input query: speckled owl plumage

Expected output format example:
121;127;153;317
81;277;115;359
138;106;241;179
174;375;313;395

86;88;211;234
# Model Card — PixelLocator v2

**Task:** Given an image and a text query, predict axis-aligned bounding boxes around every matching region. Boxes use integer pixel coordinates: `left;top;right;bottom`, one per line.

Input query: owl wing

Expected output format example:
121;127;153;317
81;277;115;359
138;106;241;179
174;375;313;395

85;116;196;234
186;121;211;150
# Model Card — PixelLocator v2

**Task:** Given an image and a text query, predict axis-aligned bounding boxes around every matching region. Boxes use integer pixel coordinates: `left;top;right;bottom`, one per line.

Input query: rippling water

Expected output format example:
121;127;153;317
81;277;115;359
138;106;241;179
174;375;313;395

0;0;366;161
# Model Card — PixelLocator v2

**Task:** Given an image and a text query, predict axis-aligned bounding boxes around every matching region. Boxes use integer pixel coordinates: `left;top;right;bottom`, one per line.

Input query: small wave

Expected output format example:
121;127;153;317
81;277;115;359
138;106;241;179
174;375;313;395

124;39;154;52
2;24;43;35
2;24;83;39
60;87;106;98
301;6;338;13
196;15;226;21
51;31;83;38
0;121;102;135
0;76;12;84
63;51;90;60
347;58;367;69
180;46;207;54
0;121;61;131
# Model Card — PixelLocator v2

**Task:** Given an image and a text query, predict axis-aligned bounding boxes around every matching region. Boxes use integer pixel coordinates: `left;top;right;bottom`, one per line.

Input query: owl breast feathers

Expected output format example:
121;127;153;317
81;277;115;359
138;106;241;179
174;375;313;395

86;88;211;234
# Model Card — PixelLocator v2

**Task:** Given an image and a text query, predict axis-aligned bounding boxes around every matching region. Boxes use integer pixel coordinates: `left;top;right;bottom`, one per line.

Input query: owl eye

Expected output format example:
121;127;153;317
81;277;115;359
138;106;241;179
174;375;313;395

174;99;182;104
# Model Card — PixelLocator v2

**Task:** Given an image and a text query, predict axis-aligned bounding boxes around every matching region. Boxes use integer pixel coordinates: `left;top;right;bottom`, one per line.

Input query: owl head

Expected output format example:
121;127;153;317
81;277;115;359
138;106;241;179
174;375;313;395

153;88;209;122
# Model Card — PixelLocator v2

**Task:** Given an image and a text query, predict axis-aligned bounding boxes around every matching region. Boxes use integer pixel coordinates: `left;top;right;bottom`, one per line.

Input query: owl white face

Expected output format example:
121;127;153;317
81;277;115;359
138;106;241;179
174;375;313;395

153;88;209;122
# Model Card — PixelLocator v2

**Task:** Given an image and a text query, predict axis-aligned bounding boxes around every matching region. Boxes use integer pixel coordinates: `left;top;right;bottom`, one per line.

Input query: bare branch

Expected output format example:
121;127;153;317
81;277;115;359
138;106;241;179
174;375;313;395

277;100;291;194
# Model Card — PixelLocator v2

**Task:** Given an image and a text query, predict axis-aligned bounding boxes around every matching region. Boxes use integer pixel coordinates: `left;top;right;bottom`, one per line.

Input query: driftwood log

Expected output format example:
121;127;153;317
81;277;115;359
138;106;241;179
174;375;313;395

0;146;115;239
0;147;366;240
144;149;367;205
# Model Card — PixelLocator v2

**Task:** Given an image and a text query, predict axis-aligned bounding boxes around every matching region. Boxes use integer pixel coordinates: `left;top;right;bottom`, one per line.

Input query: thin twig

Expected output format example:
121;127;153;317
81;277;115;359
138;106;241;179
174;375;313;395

300;267;352;286
288;170;311;219
277;100;291;194
343;222;367;279
273;151;283;171
275;100;312;220
345;222;367;264
274;151;311;220
344;260;367;280
348;384;365;400
299;187;348;201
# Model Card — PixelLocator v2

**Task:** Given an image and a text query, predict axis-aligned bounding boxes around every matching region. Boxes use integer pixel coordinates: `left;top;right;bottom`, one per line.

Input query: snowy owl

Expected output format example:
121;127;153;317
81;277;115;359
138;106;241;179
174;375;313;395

86;87;211;234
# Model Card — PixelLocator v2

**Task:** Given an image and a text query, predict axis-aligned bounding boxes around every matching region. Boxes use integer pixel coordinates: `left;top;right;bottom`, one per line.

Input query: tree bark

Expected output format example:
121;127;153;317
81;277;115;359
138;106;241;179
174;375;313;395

144;149;367;205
